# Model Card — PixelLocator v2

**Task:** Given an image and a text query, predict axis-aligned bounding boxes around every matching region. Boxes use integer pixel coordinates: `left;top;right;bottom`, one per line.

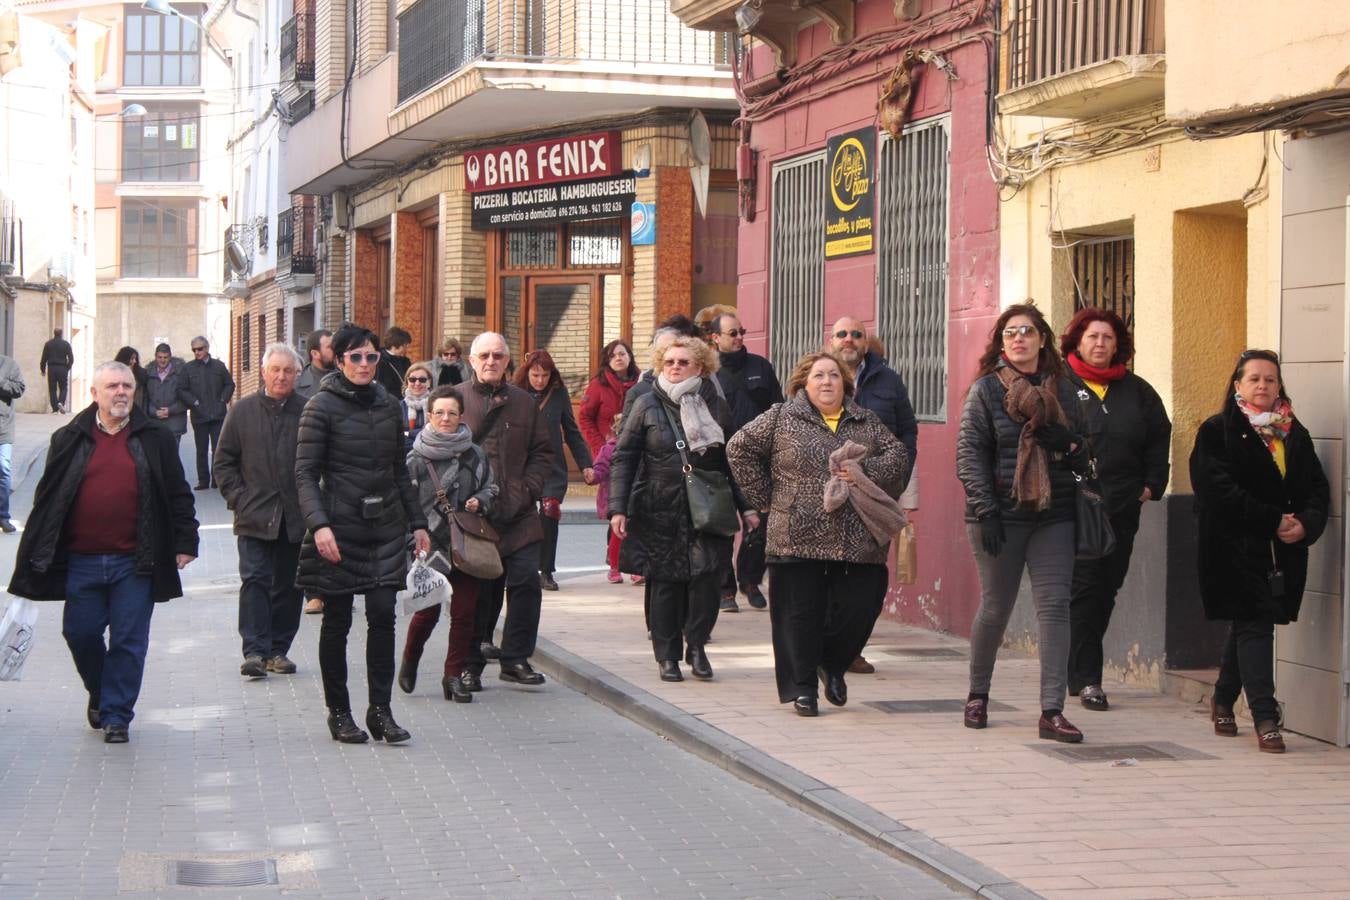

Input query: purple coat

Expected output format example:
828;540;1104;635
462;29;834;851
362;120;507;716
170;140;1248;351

592;438;617;519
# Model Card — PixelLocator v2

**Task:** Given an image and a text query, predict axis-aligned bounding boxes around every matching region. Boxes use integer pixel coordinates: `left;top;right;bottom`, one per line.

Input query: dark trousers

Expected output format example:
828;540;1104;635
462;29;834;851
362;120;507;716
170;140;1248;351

193;419;224;485
649;574;719;662
539;514;560;575
1067;504;1141;693
319;588;396;710
768;561;887;703
403;570;481;678
63;553;155;728
467;541;542;671
1214;617;1279;724
237;535;303;660
721;516;768;596
46;367;69;411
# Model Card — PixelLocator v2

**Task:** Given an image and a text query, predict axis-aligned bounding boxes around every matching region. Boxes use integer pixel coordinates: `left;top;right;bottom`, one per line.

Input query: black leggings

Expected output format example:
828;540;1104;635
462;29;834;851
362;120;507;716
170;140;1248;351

319;589;396;710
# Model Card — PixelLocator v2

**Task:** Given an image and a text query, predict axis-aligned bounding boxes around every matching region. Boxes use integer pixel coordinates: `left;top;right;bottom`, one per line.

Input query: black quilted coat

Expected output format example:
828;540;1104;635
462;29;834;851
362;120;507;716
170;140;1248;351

1190;403;1330;624
294;373;427;595
956;361;1089;525
607;381;742;581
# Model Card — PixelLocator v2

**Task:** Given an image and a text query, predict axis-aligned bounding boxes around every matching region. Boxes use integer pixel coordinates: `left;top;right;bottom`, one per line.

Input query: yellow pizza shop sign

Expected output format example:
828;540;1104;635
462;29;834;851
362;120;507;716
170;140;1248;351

824;127;875;259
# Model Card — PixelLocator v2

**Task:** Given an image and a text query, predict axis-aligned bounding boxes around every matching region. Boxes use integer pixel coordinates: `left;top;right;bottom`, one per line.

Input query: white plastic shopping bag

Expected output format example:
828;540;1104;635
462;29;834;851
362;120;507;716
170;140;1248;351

0;596;38;681
398;555;451;616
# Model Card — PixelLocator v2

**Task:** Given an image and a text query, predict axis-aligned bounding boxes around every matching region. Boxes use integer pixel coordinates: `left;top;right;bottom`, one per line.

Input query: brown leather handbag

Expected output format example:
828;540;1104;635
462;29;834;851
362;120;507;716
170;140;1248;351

426;463;503;579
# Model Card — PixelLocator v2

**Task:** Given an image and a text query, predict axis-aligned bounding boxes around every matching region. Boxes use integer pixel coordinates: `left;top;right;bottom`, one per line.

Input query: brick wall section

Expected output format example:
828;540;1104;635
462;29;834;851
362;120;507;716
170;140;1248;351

439;180;487;346
314;0;345;104
654;166;694;327
357;0;387;68
323;232;349;325
351;228;380;330
392;211;426;350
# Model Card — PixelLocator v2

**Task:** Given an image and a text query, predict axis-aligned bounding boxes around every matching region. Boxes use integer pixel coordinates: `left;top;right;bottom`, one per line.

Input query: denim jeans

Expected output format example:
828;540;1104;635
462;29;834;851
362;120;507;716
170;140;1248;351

63;553;155;727
0;441;11;521
237;535;303;660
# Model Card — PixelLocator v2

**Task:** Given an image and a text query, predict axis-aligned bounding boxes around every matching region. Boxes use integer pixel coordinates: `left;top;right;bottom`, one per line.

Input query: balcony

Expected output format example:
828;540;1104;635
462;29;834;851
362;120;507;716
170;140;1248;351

280;11;315;86
288;0;737;195
276;197;317;291
0;213;21;283
669;0;870;68
999;0;1165;119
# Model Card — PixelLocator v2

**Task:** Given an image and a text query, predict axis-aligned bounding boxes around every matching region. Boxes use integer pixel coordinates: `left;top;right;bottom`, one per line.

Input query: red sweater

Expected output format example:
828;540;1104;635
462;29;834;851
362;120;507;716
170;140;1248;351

66;425;140;554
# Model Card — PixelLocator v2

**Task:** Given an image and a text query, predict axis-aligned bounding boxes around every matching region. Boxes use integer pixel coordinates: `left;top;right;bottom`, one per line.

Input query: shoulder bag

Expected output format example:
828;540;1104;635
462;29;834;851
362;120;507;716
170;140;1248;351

1070;387;1117;560
425;460;504;579
660;403;740;538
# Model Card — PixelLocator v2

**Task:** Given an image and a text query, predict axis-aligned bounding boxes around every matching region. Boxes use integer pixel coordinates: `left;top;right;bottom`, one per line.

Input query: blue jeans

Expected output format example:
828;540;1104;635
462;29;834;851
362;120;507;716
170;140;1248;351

63;553;155;727
237;535;302;659
0;442;11;520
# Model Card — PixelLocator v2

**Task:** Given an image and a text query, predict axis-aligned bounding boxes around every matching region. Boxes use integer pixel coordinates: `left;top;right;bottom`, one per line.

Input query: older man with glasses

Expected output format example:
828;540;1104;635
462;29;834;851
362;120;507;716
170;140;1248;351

182;336;236;491
452;332;554;689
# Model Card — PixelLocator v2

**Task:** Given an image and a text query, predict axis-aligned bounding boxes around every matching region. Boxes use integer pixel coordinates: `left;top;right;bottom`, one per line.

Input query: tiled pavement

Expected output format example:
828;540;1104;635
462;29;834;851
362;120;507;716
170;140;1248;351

535;576;1350;900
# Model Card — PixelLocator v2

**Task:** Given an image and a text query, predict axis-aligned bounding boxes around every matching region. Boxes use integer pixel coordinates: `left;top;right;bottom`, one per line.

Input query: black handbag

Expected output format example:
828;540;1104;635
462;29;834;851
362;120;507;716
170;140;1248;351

660;404;740;538
1069;387;1117;560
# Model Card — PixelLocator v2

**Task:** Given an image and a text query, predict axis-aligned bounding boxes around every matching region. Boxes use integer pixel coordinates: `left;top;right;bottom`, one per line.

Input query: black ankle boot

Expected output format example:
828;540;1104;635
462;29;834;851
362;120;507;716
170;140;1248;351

366;705;411;743
442;676;473;703
397;659;417;694
687;645;713;680
327;709;369;743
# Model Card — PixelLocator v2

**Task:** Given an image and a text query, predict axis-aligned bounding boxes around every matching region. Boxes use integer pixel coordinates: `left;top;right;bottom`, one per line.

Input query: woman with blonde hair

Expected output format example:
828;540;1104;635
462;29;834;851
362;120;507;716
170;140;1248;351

401;362;435;451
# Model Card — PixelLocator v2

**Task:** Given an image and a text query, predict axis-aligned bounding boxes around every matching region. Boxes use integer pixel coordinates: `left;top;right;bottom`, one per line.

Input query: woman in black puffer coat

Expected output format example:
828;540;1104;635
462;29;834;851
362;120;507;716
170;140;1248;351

296;324;429;746
608;336;745;683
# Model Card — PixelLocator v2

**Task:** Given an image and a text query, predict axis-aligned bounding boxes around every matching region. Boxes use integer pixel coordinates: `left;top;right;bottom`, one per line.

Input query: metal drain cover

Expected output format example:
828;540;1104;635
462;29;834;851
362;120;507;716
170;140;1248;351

864;699;1017;713
1031;741;1218;763
172;858;279;887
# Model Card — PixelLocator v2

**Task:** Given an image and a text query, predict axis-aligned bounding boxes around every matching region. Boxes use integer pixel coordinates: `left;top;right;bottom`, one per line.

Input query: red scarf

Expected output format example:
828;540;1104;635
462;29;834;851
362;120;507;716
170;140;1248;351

1067;352;1128;384
604;368;636;397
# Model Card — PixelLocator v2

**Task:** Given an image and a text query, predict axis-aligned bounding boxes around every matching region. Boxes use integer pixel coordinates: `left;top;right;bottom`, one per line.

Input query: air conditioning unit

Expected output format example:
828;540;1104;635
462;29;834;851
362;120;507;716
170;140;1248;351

48;249;74;287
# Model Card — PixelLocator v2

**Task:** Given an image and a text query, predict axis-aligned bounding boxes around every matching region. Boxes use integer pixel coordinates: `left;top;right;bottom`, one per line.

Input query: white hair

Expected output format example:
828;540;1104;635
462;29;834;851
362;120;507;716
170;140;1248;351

260;342;303;371
93;361;134;382
469;331;509;358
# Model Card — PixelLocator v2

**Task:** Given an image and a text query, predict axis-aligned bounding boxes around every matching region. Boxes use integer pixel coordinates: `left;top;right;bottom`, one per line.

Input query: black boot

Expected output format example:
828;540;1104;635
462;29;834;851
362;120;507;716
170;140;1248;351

442;676;473;703
327;709;369;743
365;705;411;744
687;645;713;680
397;659;417;694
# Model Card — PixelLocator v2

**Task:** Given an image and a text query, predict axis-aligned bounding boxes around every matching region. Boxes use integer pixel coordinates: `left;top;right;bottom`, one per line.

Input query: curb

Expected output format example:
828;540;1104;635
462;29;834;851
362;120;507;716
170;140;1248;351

531;636;1041;900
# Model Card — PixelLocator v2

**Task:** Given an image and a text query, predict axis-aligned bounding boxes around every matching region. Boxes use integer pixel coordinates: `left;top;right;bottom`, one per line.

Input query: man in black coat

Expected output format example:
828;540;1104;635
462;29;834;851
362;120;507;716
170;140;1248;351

9;361;199;743
295;329;334;401
376;326;413;397
39;327;74;413
214;343;307;679
711;311;781;611
182;336;236;490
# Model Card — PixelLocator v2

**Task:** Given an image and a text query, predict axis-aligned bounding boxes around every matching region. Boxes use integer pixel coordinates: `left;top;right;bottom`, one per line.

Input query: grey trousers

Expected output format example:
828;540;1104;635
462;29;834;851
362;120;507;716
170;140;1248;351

966;519;1074;712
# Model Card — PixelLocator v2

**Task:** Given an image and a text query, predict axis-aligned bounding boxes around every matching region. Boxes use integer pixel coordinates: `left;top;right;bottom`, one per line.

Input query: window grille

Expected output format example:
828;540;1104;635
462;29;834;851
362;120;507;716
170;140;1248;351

505;229;559;268
241;312;251;371
1071;236;1134;330
568;220;623;267
258;313;267;367
768;152;827;387
877;118;949;422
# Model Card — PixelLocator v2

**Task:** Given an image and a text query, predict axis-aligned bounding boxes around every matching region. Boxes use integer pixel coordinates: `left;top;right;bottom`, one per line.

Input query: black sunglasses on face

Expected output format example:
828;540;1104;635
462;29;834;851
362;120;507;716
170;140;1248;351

721;328;748;337
834;330;864;340
407;376;430;384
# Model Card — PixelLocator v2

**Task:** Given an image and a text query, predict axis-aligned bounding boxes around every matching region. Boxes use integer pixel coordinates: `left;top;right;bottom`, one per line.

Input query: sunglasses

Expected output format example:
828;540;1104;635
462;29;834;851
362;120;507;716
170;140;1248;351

721;328;748;337
663;358;694;368
346;351;380;364
475;351;508;361
441;351;459;358
834;330;864;340
407;376;430;384
1001;324;1037;339
190;346;207;352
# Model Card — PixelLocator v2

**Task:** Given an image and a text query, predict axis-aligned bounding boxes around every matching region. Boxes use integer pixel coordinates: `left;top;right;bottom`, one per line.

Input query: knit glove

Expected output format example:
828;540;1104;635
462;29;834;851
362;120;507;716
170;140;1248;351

1033;422;1077;454
978;516;1005;557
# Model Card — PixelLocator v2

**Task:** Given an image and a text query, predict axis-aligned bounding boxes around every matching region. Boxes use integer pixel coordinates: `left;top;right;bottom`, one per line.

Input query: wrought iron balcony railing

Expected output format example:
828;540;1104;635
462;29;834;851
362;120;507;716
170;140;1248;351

1007;0;1164;90
280;11;315;84
397;0;735;103
277;198;317;276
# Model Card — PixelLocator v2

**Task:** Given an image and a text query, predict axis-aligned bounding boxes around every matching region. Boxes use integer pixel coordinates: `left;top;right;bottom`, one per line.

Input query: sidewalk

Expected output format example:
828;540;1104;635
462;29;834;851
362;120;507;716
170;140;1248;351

10;409;71;491
535;573;1350;900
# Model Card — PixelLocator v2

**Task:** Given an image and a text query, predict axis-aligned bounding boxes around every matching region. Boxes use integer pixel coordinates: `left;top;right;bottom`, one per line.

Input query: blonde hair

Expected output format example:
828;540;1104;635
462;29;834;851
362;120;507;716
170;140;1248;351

651;334;719;377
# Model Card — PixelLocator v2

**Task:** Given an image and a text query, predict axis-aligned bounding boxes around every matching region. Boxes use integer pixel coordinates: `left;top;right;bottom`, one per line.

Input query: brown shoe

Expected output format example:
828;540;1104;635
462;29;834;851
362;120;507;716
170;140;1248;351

848;655;875;674
963;698;988;729
304;598;324;614
1038;712;1084;743
1256;721;1286;753
1211;697;1238;736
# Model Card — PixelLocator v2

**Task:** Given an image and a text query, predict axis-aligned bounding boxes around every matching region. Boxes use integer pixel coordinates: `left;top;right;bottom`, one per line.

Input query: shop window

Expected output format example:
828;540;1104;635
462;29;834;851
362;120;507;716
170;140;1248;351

124;5;203;86
122;103;201;182
768;152;827;387
120;199;198;277
1071;235;1135;330
877;117;949;422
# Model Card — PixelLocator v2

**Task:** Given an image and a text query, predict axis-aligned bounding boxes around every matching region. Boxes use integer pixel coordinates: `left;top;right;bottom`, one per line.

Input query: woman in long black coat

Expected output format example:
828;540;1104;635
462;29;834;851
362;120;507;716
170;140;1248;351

296;324;430;745
609;336;745;683
1190;349;1329;753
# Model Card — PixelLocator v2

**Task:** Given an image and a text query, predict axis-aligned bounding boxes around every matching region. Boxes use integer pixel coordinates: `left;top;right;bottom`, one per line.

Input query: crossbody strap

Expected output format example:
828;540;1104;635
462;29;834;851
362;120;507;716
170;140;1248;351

423;460;456;516
659;402;694;474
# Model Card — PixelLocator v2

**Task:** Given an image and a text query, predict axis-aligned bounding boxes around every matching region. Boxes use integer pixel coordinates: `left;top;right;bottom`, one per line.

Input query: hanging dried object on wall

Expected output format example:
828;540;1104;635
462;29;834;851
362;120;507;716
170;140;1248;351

878;49;924;137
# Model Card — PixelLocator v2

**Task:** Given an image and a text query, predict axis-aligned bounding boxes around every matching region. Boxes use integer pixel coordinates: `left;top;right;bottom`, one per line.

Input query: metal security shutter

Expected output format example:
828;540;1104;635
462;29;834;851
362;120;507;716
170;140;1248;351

769;152;826;387
877;118;949;422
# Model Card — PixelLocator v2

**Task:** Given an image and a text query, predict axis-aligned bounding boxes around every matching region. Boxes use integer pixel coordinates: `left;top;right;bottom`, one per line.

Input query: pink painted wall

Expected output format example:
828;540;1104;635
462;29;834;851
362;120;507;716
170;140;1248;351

736;0;1000;636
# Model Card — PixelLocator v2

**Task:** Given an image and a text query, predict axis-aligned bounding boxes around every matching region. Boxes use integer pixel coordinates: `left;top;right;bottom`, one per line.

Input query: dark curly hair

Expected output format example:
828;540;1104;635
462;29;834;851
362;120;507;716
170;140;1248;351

973;302;1064;380
1059;307;1133;367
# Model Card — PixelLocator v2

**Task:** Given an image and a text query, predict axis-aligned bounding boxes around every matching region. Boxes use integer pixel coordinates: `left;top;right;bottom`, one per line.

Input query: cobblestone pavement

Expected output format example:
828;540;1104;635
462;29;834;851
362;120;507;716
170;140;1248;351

0;420;962;898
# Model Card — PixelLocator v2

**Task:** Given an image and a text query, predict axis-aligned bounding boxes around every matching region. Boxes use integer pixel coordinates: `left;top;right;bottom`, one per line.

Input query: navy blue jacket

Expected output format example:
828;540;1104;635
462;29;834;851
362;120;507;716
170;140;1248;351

853;352;918;473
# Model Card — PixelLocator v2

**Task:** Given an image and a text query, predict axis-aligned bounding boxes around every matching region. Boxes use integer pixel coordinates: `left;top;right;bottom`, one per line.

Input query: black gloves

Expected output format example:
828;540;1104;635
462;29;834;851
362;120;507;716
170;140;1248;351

1033;422;1077;454
978;516;1005;557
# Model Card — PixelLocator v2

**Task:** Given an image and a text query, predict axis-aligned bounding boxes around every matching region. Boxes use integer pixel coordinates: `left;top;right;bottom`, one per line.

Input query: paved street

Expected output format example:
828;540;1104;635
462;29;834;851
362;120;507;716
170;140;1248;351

0;414;962;898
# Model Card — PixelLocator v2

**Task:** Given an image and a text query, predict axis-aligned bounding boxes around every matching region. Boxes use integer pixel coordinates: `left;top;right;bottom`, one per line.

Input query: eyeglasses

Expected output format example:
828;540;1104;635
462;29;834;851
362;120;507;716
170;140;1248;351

834;330;864;340
720;328;748;338
663;358;694;368
346;351;380;364
406;376;430;384
475;351;508;361
429;409;461;418
1001;324;1037;339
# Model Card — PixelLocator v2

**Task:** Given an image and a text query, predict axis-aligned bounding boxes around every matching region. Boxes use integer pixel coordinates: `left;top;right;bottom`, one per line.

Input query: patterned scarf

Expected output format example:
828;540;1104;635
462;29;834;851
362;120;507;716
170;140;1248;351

996;365;1067;512
1235;394;1293;454
657;375;725;454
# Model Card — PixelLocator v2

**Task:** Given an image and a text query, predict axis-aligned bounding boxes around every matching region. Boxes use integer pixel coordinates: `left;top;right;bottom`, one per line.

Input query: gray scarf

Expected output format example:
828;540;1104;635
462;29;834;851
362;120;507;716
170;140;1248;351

413;422;474;461
657;374;724;453
403;390;431;413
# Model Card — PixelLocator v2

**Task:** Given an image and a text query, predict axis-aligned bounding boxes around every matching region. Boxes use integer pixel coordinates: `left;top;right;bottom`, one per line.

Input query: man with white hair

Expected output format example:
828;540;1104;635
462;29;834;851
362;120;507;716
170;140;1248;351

9;361;199;743
214;343;308;678
452;332;554;688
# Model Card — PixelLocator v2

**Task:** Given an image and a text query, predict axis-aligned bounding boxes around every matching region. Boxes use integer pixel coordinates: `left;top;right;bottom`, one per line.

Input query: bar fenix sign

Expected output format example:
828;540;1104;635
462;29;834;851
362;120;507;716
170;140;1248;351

464;131;623;193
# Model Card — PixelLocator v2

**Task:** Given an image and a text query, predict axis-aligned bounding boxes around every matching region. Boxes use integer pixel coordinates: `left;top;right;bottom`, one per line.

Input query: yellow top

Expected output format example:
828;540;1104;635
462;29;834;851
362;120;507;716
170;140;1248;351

822;409;842;433
1084;379;1107;401
1272;438;1286;478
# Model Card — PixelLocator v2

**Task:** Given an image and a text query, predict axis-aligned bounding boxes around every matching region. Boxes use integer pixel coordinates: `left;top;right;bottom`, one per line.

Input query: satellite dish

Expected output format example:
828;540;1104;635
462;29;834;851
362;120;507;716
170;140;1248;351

225;239;249;276
271;89;292;123
688;111;711;219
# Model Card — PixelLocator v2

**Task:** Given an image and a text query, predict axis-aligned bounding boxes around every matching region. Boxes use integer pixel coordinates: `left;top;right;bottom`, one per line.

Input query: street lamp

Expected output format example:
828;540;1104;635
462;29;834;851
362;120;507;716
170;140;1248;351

120;103;148;117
